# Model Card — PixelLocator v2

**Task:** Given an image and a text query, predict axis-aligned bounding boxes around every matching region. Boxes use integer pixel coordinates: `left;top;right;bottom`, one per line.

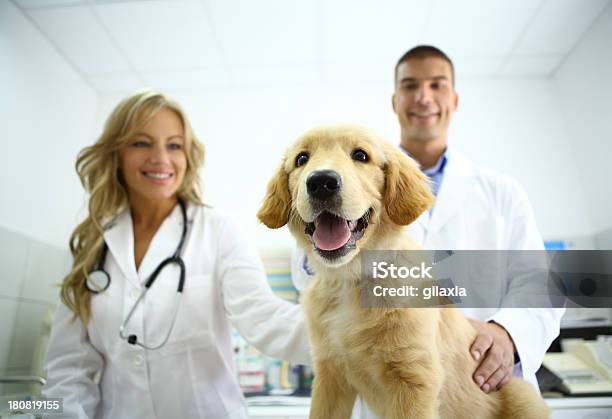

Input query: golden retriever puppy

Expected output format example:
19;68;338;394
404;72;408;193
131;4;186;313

257;125;549;419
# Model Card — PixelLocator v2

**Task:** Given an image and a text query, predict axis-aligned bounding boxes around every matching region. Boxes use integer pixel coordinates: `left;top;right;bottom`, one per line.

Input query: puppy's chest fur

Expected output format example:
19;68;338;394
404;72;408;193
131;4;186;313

302;274;483;419
303;275;421;388
310;282;369;353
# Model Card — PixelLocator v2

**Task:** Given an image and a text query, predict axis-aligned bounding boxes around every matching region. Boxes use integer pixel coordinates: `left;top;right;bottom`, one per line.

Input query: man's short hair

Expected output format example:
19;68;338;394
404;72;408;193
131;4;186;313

394;45;455;87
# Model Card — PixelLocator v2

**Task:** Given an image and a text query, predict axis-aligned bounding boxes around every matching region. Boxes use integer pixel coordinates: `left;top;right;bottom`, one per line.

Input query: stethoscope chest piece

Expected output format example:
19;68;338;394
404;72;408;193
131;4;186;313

86;269;111;293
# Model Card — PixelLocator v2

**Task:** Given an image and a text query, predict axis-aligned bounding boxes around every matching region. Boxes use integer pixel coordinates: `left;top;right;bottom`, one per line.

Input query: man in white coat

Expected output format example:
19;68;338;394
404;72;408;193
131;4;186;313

292;45;564;417
391;44;564;392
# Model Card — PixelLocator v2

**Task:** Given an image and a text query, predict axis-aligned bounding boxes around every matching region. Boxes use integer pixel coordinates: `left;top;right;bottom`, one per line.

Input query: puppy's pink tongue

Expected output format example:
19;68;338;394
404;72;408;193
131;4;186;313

313;212;351;251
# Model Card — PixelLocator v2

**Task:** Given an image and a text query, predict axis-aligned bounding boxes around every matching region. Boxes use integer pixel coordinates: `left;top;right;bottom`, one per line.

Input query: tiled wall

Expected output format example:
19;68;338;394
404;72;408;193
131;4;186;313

0;226;71;396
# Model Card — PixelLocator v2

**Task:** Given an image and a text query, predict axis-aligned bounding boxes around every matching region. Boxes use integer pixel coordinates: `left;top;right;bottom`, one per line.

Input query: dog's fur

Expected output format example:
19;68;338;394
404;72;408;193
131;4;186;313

258;125;549;419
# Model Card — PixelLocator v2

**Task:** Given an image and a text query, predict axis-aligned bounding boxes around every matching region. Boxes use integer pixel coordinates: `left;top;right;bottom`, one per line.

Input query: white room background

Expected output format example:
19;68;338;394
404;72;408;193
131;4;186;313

1;0;611;385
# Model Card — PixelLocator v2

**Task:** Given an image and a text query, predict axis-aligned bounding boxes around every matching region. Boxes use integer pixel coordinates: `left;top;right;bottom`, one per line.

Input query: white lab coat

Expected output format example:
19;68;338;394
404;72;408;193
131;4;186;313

43;204;311;419
292;150;564;418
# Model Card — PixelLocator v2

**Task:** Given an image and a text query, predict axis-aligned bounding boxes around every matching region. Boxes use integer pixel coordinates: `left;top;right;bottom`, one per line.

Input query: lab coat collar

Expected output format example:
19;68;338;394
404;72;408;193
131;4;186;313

103;202;188;288
103;208;137;287
414;150;477;234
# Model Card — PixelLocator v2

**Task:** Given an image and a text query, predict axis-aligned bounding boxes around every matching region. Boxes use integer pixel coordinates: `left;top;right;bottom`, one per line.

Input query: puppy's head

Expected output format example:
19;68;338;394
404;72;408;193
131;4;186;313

258;125;433;267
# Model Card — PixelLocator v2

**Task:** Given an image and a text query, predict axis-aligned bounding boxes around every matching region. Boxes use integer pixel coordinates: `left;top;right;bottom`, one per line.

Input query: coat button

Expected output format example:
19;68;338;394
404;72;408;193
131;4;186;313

130;288;140;299
133;354;144;366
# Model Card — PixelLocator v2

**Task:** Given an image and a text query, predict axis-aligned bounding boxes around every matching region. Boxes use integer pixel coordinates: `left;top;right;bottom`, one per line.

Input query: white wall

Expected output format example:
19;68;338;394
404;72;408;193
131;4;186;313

451;78;594;242
553;2;612;241
0;0;98;249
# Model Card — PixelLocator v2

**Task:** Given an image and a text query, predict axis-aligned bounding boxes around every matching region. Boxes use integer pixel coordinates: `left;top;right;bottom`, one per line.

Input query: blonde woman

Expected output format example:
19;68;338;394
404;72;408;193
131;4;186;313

42;90;310;418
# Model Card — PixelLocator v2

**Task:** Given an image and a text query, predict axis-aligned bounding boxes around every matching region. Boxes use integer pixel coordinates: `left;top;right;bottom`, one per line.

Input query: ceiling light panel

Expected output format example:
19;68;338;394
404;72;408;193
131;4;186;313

208;0;318;66
319;0;429;65
422;0;540;58
26;5;131;74
514;0;610;55
94;0;224;71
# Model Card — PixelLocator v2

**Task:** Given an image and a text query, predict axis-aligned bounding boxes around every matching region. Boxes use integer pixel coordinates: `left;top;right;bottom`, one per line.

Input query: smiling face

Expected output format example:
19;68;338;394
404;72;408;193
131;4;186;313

258;125;434;269
392;57;458;146
118;108;187;205
287;129;385;265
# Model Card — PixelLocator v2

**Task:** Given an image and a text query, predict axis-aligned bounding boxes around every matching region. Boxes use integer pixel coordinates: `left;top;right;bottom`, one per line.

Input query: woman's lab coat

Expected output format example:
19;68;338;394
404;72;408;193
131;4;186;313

43;204;310;419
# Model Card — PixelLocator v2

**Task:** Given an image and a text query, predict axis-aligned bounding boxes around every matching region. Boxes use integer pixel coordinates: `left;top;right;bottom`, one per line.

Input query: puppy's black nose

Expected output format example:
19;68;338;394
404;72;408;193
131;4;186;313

307;170;342;200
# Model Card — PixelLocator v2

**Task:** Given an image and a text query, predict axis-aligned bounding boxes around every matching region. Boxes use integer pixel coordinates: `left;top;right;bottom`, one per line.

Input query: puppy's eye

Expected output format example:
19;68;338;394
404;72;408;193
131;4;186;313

296;152;309;167
352;149;368;162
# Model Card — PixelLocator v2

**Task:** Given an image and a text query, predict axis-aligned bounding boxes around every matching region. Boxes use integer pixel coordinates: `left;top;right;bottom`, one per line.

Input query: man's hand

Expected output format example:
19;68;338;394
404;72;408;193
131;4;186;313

468;319;517;393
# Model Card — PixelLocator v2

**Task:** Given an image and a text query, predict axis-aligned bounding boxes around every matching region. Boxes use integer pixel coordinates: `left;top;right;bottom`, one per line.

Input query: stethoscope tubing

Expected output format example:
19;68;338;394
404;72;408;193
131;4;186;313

87;199;189;349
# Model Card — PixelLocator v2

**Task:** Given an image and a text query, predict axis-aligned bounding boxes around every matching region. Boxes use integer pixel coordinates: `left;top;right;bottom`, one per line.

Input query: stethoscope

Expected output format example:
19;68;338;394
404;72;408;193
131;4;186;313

86;199;188;350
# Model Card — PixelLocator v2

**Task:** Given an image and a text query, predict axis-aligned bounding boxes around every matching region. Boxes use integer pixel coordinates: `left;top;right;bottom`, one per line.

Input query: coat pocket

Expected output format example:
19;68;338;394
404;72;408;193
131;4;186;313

153;275;215;353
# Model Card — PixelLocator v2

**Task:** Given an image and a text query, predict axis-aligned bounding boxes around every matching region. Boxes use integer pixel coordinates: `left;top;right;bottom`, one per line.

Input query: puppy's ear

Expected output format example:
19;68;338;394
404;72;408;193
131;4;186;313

384;145;434;225
257;161;291;229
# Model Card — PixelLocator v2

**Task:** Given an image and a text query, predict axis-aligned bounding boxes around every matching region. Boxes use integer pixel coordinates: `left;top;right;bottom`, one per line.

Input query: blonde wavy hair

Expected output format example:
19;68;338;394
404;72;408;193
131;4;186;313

61;89;205;324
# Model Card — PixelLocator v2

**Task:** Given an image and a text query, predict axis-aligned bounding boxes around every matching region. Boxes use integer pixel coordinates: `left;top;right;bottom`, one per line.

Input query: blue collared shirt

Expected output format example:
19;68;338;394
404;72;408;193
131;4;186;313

399;146;448;197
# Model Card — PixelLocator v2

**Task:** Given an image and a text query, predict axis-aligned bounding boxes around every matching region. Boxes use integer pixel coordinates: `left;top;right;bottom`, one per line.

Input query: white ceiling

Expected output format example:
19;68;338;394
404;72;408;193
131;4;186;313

12;0;611;93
